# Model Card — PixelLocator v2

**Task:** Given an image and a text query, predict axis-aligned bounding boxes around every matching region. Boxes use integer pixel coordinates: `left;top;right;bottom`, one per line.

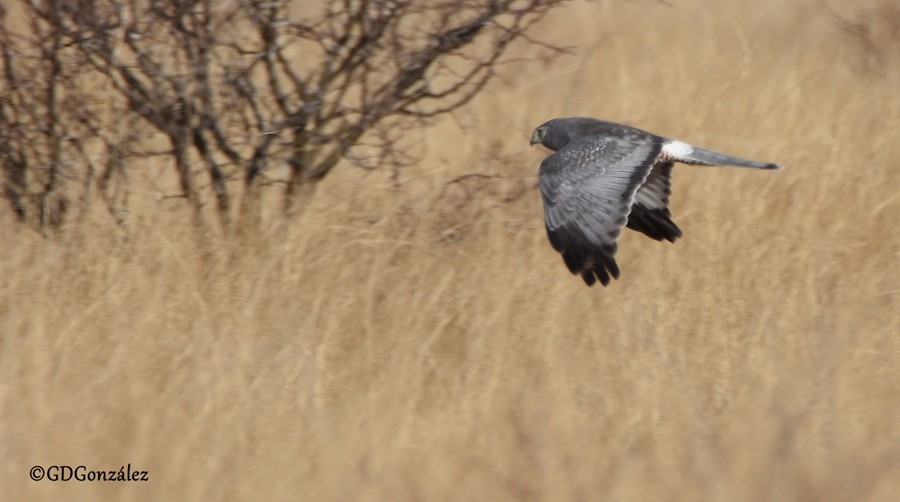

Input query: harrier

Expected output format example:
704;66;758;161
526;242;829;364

531;117;779;287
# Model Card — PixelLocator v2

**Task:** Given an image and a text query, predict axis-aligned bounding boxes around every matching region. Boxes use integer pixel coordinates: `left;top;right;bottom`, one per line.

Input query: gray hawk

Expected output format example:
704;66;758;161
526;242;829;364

530;117;780;287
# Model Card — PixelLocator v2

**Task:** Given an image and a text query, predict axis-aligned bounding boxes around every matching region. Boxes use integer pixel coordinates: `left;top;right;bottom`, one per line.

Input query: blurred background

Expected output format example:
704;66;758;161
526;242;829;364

2;0;898;500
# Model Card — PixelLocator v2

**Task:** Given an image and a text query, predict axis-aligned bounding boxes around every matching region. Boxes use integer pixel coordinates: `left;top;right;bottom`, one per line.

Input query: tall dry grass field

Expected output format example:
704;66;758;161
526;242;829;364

2;0;899;500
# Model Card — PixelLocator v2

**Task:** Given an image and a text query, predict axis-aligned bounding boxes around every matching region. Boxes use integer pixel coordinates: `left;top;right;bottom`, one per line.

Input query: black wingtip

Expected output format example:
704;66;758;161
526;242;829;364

606;258;620;280
593;264;611;286
577;257;619;287
581;270;596;286
548;225;621;288
626;206;683;242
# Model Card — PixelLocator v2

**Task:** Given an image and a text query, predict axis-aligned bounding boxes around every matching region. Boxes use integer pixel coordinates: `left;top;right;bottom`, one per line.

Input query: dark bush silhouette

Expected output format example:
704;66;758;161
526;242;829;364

1;0;565;231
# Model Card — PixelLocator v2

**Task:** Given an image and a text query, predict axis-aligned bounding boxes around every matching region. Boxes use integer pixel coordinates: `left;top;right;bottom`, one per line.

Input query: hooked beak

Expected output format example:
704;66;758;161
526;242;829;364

529;132;540;146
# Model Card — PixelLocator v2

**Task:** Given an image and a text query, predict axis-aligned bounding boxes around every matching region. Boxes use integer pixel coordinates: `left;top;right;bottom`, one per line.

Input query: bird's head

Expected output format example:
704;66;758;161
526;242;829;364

530;119;571;151
530;125;548;146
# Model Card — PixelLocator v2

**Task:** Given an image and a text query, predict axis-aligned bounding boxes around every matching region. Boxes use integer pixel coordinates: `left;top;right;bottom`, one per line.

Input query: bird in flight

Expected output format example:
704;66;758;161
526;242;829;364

530;117;780;287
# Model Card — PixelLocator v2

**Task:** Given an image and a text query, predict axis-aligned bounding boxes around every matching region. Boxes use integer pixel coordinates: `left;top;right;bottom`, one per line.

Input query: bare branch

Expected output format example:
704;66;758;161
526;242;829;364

1;0;569;230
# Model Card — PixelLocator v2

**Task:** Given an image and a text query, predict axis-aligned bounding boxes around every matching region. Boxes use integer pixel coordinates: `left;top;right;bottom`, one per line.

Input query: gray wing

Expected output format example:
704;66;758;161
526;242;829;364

539;136;662;286
625;162;683;242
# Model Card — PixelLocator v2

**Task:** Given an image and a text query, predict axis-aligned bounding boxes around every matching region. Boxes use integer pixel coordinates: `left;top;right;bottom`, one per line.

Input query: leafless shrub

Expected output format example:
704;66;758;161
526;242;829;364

0;0;566;231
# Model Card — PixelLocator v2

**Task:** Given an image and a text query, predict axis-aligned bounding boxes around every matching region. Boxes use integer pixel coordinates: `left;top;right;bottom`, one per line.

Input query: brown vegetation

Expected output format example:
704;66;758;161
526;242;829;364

2;0;899;500
1;0;563;229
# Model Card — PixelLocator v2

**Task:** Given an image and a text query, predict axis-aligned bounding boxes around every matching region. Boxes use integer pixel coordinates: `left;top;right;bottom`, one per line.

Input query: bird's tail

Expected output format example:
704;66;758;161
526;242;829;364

662;140;781;170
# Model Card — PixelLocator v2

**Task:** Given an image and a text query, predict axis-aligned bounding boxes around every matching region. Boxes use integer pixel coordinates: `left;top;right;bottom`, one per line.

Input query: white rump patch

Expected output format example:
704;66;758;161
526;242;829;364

662;140;694;159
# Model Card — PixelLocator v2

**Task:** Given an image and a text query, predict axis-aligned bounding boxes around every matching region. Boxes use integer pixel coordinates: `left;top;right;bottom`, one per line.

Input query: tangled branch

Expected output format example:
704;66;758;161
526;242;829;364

1;0;567;230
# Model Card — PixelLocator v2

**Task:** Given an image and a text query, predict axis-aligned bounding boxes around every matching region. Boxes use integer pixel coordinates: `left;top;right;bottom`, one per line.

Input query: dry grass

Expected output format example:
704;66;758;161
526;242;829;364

2;0;899;500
